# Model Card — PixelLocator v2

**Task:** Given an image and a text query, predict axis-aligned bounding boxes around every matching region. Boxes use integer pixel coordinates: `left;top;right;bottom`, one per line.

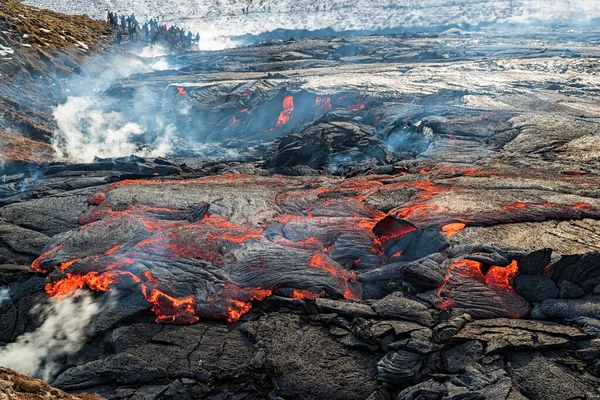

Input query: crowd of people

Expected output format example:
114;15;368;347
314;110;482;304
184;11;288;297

107;11;200;49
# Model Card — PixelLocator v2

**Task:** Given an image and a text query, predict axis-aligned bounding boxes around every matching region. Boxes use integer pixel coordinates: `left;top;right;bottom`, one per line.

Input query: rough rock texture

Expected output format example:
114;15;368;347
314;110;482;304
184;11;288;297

0;9;599;400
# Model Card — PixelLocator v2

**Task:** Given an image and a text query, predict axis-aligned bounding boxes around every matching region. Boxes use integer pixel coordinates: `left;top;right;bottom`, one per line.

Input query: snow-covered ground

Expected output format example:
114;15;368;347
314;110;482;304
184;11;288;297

0;44;14;58
21;0;600;50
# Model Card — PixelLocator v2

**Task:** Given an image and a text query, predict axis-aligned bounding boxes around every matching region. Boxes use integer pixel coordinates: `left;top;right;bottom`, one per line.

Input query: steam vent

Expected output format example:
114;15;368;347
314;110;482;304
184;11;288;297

1;0;600;399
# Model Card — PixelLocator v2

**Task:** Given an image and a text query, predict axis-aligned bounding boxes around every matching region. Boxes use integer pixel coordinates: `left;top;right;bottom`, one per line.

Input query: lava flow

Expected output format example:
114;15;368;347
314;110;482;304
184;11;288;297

437;259;529;318
274;95;294;129
29;172;600;325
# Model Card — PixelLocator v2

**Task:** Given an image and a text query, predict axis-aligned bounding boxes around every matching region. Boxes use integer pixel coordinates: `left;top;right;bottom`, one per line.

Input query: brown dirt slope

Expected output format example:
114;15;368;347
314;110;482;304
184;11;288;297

0;128;53;163
0;0;113;149
0;367;100;400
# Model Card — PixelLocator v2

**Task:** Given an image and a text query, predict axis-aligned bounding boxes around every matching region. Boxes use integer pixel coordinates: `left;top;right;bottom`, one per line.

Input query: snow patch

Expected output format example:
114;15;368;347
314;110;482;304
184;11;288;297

0;44;14;57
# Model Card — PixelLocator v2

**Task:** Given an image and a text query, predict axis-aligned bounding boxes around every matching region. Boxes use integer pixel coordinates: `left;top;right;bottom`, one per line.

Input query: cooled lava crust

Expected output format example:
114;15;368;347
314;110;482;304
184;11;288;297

1;26;600;400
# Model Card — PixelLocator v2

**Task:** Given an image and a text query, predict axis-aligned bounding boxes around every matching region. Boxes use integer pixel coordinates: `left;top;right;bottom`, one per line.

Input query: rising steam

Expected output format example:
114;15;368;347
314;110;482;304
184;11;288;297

51;50;180;163
0;293;102;380
52;96;144;162
0;288;9;306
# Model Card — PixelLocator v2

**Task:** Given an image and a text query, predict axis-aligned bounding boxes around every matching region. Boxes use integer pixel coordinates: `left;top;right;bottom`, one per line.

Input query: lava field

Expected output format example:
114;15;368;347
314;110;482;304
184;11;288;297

1;27;600;400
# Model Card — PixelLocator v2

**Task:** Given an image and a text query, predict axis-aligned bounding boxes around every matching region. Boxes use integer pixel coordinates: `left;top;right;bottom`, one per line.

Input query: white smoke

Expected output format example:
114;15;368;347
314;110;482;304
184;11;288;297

137;44;169;58
135;45;180;71
0;293;101;380
507;0;600;25
0;288;10;306
51;95;178;162
52;96;145;163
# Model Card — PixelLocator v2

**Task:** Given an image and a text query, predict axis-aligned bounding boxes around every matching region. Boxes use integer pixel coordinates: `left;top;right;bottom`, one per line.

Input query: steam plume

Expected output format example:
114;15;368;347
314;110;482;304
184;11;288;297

0;293;101;380
0;288;9;306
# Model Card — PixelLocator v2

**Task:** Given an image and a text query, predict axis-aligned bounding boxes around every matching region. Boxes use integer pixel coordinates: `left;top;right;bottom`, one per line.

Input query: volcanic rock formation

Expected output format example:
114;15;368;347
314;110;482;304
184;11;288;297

1;7;600;400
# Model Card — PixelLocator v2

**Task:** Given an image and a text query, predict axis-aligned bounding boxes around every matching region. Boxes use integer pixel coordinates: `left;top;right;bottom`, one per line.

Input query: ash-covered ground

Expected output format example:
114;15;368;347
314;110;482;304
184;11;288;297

1;7;600;400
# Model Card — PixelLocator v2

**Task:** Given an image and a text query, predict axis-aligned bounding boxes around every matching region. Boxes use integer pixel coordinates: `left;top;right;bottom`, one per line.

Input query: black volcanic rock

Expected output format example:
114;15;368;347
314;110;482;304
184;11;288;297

1;18;600;400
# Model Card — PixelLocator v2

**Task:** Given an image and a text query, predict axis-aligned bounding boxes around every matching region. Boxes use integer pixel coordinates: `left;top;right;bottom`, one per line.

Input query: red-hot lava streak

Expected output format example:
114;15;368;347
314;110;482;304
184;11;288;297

315;96;332;117
441;222;466;238
437;259;526;318
31;171;600;324
274;95;294;129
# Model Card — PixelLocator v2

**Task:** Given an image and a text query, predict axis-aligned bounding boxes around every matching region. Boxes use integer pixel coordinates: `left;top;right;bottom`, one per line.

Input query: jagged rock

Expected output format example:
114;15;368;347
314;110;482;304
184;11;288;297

576;339;600;362
515;249;552;275
254;313;379;400
507;351;600;400
0;224;49;264
533;298;600;320
559;280;586;299
377;350;424;386
451;356;508;391
398;328;445;355
315;298;377;318
372;293;436;326
53;353;168;389
454;318;588;353
369;320;424;338
444;341;484;374
360;253;447;296
547;253;600;291
396;380;447;400
513;274;559;303
431;314;472;343
573;317;600;337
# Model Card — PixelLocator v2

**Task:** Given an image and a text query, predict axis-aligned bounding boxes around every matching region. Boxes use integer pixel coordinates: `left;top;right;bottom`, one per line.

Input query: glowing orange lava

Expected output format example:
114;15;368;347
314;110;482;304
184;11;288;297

141;271;199;324
347;98;366;110
315;96;332;116
274;95;294;128
442;222;466;238
291;289;322;299
485;260;519;290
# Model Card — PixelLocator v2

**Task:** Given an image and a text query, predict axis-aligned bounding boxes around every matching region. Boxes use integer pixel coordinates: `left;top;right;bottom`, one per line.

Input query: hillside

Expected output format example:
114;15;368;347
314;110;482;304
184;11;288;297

0;0;113;162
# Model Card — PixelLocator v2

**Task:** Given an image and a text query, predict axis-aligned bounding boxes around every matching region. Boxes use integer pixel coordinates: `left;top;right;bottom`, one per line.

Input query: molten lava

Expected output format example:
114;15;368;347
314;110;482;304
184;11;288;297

291;289;323;299
485;260;519;290
141;271;199;324
315;96;332;117
34;172;593;325
274;95;294;129
347;97;366;110
437;258;528;318
441;222;466;238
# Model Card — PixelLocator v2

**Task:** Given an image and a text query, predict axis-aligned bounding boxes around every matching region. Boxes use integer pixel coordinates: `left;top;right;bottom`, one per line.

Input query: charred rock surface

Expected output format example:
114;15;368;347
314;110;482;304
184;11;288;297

1;28;600;400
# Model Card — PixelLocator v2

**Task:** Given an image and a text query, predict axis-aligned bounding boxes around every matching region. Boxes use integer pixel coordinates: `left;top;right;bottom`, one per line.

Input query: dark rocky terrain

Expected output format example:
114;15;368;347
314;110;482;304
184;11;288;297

1;7;600;400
